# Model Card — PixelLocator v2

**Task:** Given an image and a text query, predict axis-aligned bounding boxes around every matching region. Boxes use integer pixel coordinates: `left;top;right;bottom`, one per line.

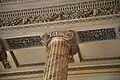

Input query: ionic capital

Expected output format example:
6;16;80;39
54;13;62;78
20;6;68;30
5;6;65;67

42;30;79;57
42;30;76;46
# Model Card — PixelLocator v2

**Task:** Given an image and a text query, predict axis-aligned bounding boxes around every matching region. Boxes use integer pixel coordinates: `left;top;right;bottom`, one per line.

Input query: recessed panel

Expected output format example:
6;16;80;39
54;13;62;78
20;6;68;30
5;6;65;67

79;40;120;59
12;47;45;66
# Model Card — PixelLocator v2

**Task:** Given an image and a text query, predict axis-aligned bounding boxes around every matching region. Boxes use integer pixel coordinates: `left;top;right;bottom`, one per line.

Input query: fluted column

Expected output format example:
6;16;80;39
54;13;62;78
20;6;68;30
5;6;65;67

43;31;75;80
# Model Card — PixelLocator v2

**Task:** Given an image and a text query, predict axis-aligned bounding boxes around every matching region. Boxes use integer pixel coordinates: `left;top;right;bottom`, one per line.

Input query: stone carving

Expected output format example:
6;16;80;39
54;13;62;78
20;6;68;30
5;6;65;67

0;0;119;27
0;64;119;77
77;28;117;43
42;30;78;60
43;30;78;80
82;57;120;62
42;30;75;45
0;39;11;69
5;36;44;49
4;27;119;49
0;15;119;32
0;0;47;3
68;56;75;63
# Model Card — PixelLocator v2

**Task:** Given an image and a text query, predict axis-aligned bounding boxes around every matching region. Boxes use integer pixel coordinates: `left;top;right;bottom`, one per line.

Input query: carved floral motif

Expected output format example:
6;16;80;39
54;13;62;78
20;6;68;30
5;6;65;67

77;28;117;43
0;0;119;27
5;36;44;49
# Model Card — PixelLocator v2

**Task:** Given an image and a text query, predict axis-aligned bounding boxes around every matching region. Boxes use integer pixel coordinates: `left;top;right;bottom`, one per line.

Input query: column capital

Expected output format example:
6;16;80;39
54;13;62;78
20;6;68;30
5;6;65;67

42;30;76;46
42;30;79;56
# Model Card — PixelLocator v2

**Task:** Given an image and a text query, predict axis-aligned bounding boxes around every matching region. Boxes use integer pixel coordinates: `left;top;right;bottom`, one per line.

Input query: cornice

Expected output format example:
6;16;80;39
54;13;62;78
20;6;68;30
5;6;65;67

0;64;120;77
0;0;119;16
0;0;48;6
0;0;119;29
0;0;118;7
0;14;120;32
0;0;98;6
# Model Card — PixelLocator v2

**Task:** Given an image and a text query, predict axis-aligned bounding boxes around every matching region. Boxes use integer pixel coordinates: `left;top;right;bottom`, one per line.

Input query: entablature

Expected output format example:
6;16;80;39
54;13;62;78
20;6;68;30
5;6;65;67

0;0;119;28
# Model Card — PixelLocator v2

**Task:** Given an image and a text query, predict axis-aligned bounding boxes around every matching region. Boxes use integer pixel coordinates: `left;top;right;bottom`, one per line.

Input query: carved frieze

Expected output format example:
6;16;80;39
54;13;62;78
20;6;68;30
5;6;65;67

77;28;117;43
0;0;119;27
0;14;119;32
5;36;44;49
4;27;120;49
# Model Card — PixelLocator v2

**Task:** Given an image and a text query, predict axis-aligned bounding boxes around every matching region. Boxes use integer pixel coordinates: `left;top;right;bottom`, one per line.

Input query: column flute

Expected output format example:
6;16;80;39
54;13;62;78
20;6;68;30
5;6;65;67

42;30;76;80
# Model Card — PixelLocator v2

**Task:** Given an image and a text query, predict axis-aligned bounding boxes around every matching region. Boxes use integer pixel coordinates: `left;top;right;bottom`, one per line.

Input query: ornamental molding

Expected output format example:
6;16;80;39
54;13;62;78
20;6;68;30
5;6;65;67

77;27;117;43
0;0;120;29
0;14;120;32
82;57;120;62
0;64;120;77
3;27;120;68
5;36;44;49
10;50;120;68
10;51;45;68
3;27;120;50
0;0;119;7
0;0;48;5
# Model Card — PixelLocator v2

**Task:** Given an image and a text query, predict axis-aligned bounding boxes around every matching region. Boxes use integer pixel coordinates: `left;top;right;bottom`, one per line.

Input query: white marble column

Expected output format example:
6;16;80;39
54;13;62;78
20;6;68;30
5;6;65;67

43;31;74;80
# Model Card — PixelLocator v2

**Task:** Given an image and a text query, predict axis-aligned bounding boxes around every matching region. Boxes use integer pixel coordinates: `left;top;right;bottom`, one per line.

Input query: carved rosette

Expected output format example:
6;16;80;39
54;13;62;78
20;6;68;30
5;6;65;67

43;30;76;80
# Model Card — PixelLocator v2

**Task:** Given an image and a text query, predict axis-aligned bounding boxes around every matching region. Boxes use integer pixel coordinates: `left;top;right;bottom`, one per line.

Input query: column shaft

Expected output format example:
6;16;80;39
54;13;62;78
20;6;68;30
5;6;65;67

44;37;69;80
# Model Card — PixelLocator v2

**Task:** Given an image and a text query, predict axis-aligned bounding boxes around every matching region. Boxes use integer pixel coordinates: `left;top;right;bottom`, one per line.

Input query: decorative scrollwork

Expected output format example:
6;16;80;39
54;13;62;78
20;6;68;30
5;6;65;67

42;30;78;58
5;36;44;49
77;28;117;43
42;30;75;45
